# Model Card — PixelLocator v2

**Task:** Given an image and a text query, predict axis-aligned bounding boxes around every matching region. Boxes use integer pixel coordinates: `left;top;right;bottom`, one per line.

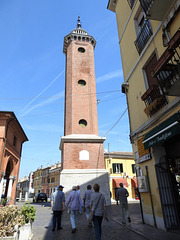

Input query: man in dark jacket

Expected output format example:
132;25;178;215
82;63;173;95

117;183;131;224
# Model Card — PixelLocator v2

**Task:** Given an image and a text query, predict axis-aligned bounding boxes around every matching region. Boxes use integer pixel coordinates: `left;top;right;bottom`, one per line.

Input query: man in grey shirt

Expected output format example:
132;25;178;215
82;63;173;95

51;185;65;231
117;182;131;224
90;184;108;240
83;185;93;226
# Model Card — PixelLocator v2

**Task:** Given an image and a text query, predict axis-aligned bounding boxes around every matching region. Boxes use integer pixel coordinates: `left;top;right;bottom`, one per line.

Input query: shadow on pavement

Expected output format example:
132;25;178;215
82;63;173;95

33;202;145;240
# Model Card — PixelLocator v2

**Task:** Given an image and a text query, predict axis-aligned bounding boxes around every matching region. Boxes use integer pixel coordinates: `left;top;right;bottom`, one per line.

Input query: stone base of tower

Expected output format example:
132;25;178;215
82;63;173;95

60;169;111;206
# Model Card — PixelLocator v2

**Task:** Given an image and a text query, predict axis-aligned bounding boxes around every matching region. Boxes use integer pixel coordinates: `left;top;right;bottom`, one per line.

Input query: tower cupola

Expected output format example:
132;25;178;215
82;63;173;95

63;16;96;54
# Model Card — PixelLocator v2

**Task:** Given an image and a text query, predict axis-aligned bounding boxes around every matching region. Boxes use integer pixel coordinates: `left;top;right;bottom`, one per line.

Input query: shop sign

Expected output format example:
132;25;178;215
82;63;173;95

139;153;151;163
145;129;173;148
143;112;180;149
136;137;151;163
137;176;149;192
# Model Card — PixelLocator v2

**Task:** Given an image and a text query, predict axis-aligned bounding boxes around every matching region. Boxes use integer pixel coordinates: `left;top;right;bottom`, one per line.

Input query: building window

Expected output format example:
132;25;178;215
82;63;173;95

143;53;159;89
51;177;55;183
78;47;85;53
79;150;89;160
136;167;143;177
79;119;87;127
112;163;123;173
78;79;86;86
132;164;136;173
134;7;152;54
141;53;168;117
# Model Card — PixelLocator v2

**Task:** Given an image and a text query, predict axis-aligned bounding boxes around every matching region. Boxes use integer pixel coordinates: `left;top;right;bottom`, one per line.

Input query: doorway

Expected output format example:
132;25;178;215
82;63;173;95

160;134;180;229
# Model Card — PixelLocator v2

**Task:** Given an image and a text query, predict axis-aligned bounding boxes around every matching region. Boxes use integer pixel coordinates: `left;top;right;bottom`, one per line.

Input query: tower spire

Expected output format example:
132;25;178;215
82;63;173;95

77;16;82;28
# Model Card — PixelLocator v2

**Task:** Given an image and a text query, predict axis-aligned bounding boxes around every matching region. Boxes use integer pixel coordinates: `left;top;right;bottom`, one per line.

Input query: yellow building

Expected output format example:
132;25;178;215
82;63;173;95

49;163;61;195
33;167;43;194
104;152;138;200
108;0;180;230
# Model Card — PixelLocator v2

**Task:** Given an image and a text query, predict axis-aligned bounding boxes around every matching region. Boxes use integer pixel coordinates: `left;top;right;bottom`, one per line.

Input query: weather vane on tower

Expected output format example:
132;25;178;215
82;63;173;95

77;16;82;28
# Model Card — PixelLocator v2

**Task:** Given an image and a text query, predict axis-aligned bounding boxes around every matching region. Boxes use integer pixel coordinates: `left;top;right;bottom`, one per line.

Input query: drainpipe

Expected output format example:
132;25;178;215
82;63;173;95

145;166;157;228
0;117;16;174
138;191;145;224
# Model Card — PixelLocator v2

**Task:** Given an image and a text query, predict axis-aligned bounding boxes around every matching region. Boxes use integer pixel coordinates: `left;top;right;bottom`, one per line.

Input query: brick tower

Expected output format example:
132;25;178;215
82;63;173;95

60;17;110;204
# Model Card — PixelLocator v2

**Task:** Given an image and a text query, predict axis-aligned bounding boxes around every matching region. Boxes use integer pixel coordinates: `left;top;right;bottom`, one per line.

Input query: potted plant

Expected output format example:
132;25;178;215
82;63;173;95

0;205;24;239
20;203;36;224
18;203;36;240
19;203;36;240
0;203;36;240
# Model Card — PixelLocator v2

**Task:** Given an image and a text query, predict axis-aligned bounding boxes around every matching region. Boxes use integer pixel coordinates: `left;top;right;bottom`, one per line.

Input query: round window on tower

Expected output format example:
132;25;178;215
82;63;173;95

78;47;85;53
78;79;86;87
79;119;87;127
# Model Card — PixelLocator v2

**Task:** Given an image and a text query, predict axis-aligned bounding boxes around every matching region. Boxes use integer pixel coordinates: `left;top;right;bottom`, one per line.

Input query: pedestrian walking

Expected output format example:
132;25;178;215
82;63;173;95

117;182;131;224
83;184;93;227
51;185;65;231
65;185;84;233
76;185;82;214
90;183;108;240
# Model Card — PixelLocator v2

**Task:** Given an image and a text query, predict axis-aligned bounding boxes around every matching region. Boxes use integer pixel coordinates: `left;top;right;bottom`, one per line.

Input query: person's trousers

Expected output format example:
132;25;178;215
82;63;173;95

120;203;129;223
70;210;79;229
92;215;103;240
85;206;90;220
53;211;62;228
79;205;82;213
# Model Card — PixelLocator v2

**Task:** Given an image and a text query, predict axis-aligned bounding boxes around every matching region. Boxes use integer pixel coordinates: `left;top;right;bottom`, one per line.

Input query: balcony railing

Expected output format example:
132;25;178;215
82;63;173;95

134;19;152;55
127;0;135;9
141;85;168;117
153;29;180;96
139;0;152;16
139;0;175;21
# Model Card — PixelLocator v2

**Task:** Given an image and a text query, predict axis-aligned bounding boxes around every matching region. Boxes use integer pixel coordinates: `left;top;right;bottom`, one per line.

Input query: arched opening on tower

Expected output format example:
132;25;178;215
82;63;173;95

78;79;86;86
78;47;85;53
79;119;87;127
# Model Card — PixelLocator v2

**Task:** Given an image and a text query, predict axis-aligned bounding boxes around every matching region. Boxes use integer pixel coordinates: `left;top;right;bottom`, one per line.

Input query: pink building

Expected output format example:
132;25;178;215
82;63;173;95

0;111;28;204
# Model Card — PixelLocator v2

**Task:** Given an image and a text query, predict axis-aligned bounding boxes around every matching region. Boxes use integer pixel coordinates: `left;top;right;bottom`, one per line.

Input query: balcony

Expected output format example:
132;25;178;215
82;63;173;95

141;85;168;117
127;0;135;9
134;19;152;55
153;29;180;96
139;0;174;21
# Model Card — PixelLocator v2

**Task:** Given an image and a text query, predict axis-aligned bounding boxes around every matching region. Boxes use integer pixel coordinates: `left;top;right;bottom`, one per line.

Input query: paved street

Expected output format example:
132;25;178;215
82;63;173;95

16;201;180;240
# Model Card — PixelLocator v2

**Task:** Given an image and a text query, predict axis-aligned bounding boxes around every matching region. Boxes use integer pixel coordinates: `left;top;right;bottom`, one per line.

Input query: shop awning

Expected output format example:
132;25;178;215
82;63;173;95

143;112;180;149
112;178;128;188
131;179;138;188
153;29;180;76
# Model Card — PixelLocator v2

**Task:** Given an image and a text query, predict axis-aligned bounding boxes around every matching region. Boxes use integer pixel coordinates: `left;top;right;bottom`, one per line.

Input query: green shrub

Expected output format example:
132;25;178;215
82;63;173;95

0;205;24;237
20;203;36;224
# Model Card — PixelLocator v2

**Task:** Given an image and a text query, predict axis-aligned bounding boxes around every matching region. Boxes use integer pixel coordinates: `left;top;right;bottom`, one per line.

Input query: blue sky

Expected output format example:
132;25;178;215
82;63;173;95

0;0;132;178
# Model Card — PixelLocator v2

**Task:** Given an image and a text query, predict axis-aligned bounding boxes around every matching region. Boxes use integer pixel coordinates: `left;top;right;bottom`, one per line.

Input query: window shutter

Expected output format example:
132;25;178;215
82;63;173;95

132;164;135;173
120;164;123;173
112;164;116;173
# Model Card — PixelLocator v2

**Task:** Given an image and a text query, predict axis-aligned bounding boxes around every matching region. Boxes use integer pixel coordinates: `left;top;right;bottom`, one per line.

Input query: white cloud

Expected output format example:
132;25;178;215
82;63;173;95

20;70;64;115
23;123;63;133
21;91;64;117
96;70;123;84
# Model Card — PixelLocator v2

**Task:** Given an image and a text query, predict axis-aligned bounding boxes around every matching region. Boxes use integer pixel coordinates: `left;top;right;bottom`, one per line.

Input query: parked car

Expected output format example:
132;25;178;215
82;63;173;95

33;193;47;202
